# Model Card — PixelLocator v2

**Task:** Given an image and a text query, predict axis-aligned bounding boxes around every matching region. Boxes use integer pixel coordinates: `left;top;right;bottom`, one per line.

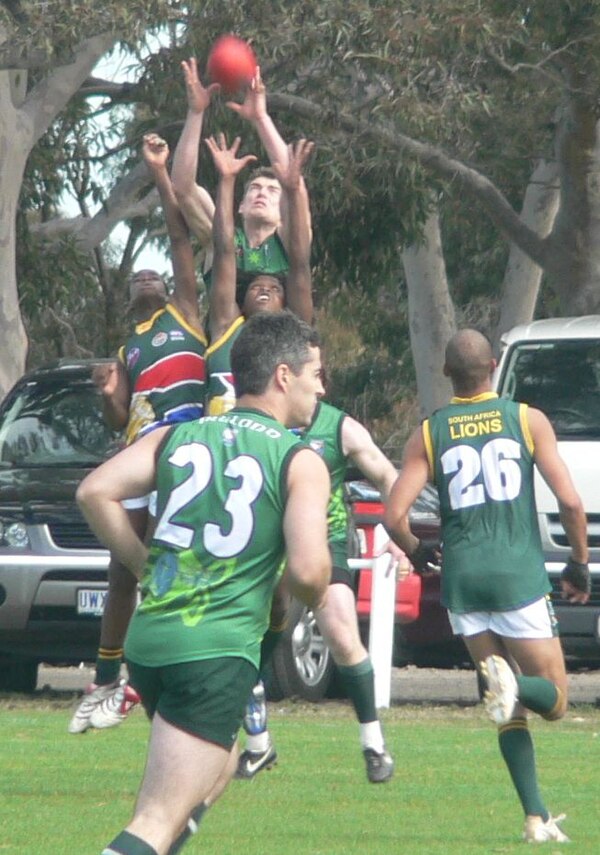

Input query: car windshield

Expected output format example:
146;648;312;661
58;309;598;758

0;374;122;466
497;339;600;438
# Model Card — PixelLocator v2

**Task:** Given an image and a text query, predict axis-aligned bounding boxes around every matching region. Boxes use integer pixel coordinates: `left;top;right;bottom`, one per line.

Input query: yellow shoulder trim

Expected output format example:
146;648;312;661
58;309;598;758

422;419;434;477
450;391;499;404
206;315;245;357
166;303;207;345
134;307;165;335
519;403;534;455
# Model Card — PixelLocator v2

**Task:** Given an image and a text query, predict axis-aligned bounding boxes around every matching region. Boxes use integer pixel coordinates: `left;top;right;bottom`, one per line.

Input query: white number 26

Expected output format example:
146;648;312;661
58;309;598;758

440;438;522;510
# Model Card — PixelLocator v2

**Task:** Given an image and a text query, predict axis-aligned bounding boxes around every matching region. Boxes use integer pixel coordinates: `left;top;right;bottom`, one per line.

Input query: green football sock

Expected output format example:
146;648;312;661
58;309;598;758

498;719;549;821
337;657;377;723
102;830;158;854
516;674;559;716
95;647;123;686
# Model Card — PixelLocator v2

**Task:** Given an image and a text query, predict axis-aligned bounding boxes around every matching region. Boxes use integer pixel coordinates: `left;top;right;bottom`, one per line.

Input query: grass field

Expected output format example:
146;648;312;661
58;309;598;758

1;696;599;854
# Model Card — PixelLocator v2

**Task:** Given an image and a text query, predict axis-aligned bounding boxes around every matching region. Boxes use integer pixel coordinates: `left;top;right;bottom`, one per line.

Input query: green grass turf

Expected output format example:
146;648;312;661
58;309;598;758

1;696;599;854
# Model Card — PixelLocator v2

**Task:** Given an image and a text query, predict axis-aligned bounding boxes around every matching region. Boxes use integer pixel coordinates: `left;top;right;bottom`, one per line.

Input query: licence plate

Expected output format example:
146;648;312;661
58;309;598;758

77;588;107;616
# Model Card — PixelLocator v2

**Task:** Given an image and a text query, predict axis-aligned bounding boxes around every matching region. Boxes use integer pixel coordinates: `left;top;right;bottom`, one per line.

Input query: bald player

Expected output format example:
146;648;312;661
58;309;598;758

384;328;589;845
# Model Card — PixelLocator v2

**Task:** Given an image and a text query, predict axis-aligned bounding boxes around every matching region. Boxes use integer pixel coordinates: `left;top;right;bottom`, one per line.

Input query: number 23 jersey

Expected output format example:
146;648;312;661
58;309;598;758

424;392;550;614
125;408;302;669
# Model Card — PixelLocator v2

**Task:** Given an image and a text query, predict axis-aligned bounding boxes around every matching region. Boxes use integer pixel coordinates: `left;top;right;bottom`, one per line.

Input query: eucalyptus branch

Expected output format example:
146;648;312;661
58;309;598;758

485;36;591;89
267;90;549;268
46;307;94;358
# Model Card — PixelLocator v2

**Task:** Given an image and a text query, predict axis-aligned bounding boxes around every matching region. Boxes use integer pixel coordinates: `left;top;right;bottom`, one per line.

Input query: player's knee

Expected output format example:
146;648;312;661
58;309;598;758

328;633;365;666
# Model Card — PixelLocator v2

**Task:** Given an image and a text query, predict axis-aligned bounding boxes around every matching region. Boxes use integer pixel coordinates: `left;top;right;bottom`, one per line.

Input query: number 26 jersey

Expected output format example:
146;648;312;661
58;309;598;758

424;392;550;614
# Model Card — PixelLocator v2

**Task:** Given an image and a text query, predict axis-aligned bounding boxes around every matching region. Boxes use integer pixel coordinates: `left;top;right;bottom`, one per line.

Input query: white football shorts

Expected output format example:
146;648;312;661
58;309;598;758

448;595;558;639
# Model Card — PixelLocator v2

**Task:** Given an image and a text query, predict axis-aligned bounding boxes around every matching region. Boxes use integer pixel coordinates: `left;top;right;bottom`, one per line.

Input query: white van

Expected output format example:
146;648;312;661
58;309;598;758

494;316;600;661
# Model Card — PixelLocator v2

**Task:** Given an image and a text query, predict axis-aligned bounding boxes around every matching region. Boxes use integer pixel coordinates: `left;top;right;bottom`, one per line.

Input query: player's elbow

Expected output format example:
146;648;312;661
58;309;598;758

287;555;331;611
558;491;585;517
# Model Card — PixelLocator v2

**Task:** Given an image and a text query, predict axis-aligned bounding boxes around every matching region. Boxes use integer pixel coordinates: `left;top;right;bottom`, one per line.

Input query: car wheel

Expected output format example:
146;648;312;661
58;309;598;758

0;657;38;693
266;600;336;701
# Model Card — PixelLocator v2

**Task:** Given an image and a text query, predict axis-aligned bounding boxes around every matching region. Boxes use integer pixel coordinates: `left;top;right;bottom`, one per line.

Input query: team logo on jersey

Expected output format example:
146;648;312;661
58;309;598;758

309;439;325;456
126;347;141;369
152;332;168;347
169;329;185;341
222;427;238;446
150;552;178;597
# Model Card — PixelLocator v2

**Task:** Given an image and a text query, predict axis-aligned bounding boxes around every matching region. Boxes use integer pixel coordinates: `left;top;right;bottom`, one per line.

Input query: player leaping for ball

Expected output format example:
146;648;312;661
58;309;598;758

171;58;311;284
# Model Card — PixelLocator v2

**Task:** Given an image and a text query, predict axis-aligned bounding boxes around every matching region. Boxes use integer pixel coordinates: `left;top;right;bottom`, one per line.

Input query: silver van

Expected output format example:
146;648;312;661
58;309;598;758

494;316;600;661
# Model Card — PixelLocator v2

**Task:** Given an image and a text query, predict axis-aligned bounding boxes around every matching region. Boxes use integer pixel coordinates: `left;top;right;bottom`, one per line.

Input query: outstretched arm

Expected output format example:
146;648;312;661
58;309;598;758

142;134;201;328
204;134;257;340
271;139;315;323
528;406;589;602
227;67;312;250
383;427;431;557
226;66;288;169
171;58;219;247
341;415;399;501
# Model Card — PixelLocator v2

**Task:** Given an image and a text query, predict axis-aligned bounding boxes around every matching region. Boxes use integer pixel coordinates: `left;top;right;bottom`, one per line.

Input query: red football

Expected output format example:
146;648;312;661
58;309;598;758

206;35;257;94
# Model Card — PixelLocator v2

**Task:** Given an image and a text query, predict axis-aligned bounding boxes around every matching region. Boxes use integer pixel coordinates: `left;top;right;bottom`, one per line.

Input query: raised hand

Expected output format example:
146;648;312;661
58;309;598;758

142;133;169;171
181;57;220;114
271;139;315;191
225;65;267;123
204;133;257;179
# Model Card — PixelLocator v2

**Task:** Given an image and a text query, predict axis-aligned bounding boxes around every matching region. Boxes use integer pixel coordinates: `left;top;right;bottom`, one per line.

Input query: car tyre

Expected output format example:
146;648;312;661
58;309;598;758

0;657;38;693
266;599;336;701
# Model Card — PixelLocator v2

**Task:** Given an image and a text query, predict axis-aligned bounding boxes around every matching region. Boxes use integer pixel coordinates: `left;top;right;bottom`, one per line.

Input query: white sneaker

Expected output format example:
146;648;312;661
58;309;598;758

523;813;570;843
68;679;139;733
480;654;518;725
89;680;140;729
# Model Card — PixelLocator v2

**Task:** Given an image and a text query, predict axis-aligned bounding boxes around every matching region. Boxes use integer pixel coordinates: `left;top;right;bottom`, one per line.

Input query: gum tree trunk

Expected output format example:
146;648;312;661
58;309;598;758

0;28;115;399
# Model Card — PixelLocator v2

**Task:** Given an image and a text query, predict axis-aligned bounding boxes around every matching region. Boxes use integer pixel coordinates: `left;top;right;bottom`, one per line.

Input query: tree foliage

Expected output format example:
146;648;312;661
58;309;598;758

5;1;600;439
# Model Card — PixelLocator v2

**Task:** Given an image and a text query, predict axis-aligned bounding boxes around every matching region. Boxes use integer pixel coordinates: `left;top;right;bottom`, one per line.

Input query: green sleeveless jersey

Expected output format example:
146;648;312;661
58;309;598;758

234;228;289;276
124;408;302;668
425;392;549;613
119;304;207;444
204;228;289;289
302;402;349;545
205;316;245;416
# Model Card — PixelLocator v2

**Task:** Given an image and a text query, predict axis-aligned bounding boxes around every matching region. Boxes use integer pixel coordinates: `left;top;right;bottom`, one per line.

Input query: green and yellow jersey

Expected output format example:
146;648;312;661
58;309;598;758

425;392;550;613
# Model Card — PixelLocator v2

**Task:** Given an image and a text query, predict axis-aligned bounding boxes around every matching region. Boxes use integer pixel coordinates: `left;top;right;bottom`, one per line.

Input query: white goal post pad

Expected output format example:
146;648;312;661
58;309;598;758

349;523;395;709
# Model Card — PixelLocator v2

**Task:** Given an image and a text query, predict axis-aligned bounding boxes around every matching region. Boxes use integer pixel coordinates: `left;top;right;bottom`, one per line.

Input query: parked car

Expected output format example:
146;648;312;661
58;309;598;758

494;316;600;664
0;360;119;692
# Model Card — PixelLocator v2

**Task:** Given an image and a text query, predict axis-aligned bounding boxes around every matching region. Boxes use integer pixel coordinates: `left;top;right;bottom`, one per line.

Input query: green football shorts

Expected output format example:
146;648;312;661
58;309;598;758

127;656;258;749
